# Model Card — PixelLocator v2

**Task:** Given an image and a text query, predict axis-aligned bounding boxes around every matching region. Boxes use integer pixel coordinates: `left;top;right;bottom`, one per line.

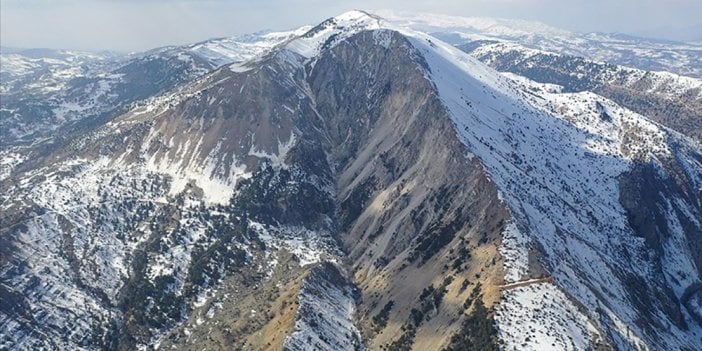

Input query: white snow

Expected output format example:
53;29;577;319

187;26;312;68
478;43;702;101
495;282;602;351
376;10;572;40
1;154;183;350
374;10;702;78
249;220;337;267
228;62;254;73
0;150;25;181
284;265;362;351
499;221;530;283
247;132;297;169
400;21;701;349
145;150;250;205
145;216;207;290
0;54;41;76
286;10;383;59
4;10;701;351
143;133;252;205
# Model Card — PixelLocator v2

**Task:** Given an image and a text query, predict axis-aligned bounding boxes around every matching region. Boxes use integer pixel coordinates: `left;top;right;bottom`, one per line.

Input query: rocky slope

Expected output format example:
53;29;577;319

1;10;701;351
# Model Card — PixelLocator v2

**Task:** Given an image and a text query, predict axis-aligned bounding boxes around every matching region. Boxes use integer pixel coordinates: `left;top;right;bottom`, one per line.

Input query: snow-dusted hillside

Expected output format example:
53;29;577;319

184;27;312;67
376;10;702;78
1;9;701;351
468;41;702;99
404;27;702;349
0;30;306;148
0;23;346;349
0;49;119;88
461;41;702;143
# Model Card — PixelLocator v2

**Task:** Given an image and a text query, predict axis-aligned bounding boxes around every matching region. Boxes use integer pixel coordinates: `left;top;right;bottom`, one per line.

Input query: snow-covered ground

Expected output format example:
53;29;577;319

0;151;25;181
495;282;605;351
186;26;312;67
400;21;702;349
376;10;702;78
471;42;702;101
249;220;338;267
266;11;702;348
1;155;175;349
286;10;383;59
284;264;363;351
499;221;531;284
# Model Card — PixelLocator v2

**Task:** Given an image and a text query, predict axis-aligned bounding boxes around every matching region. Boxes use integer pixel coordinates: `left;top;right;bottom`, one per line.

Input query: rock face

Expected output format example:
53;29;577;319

304;30;509;350
1;10;702;351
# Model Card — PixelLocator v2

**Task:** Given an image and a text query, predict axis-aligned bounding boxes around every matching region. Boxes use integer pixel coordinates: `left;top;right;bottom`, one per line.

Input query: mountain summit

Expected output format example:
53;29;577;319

1;10;701;351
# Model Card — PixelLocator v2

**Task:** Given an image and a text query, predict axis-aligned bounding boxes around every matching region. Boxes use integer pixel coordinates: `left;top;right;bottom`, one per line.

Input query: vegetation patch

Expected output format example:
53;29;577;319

444;284;499;351
372;300;395;332
408;208;467;265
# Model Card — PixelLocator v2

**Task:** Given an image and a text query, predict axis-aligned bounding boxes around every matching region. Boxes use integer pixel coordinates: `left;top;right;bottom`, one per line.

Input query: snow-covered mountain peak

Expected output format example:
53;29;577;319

286;10;385;58
184;26;313;67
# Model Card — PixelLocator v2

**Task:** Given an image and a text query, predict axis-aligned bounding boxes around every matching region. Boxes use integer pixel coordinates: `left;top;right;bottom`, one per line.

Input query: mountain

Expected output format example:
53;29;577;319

1;10;702;351
381;10;702;143
377;10;702;79
0;28;307;148
460;41;702;143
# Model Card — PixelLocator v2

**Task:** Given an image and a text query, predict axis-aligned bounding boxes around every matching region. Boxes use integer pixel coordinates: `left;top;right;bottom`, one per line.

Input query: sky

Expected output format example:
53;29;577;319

1;0;701;52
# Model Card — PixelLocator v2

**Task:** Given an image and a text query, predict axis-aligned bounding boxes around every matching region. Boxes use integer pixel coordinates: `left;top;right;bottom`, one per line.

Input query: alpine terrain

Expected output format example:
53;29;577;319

1;10;701;351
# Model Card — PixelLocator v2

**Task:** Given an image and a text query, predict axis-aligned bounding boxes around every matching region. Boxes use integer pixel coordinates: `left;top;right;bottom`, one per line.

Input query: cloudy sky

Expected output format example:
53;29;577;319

2;0;701;52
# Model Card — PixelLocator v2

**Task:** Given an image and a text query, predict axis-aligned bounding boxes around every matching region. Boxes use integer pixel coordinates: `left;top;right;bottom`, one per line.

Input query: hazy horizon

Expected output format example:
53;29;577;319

2;0;701;52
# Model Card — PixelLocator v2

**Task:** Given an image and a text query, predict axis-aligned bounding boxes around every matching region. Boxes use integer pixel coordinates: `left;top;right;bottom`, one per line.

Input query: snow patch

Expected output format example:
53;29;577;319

499;222;530;283
249;220;336;267
284;264;363;351
0;151;25;181
247;132;297;169
144;137;251;205
495;282;601;350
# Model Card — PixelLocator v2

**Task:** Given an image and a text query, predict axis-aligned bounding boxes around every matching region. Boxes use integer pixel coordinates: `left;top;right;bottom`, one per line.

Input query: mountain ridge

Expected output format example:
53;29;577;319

1;9;701;351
